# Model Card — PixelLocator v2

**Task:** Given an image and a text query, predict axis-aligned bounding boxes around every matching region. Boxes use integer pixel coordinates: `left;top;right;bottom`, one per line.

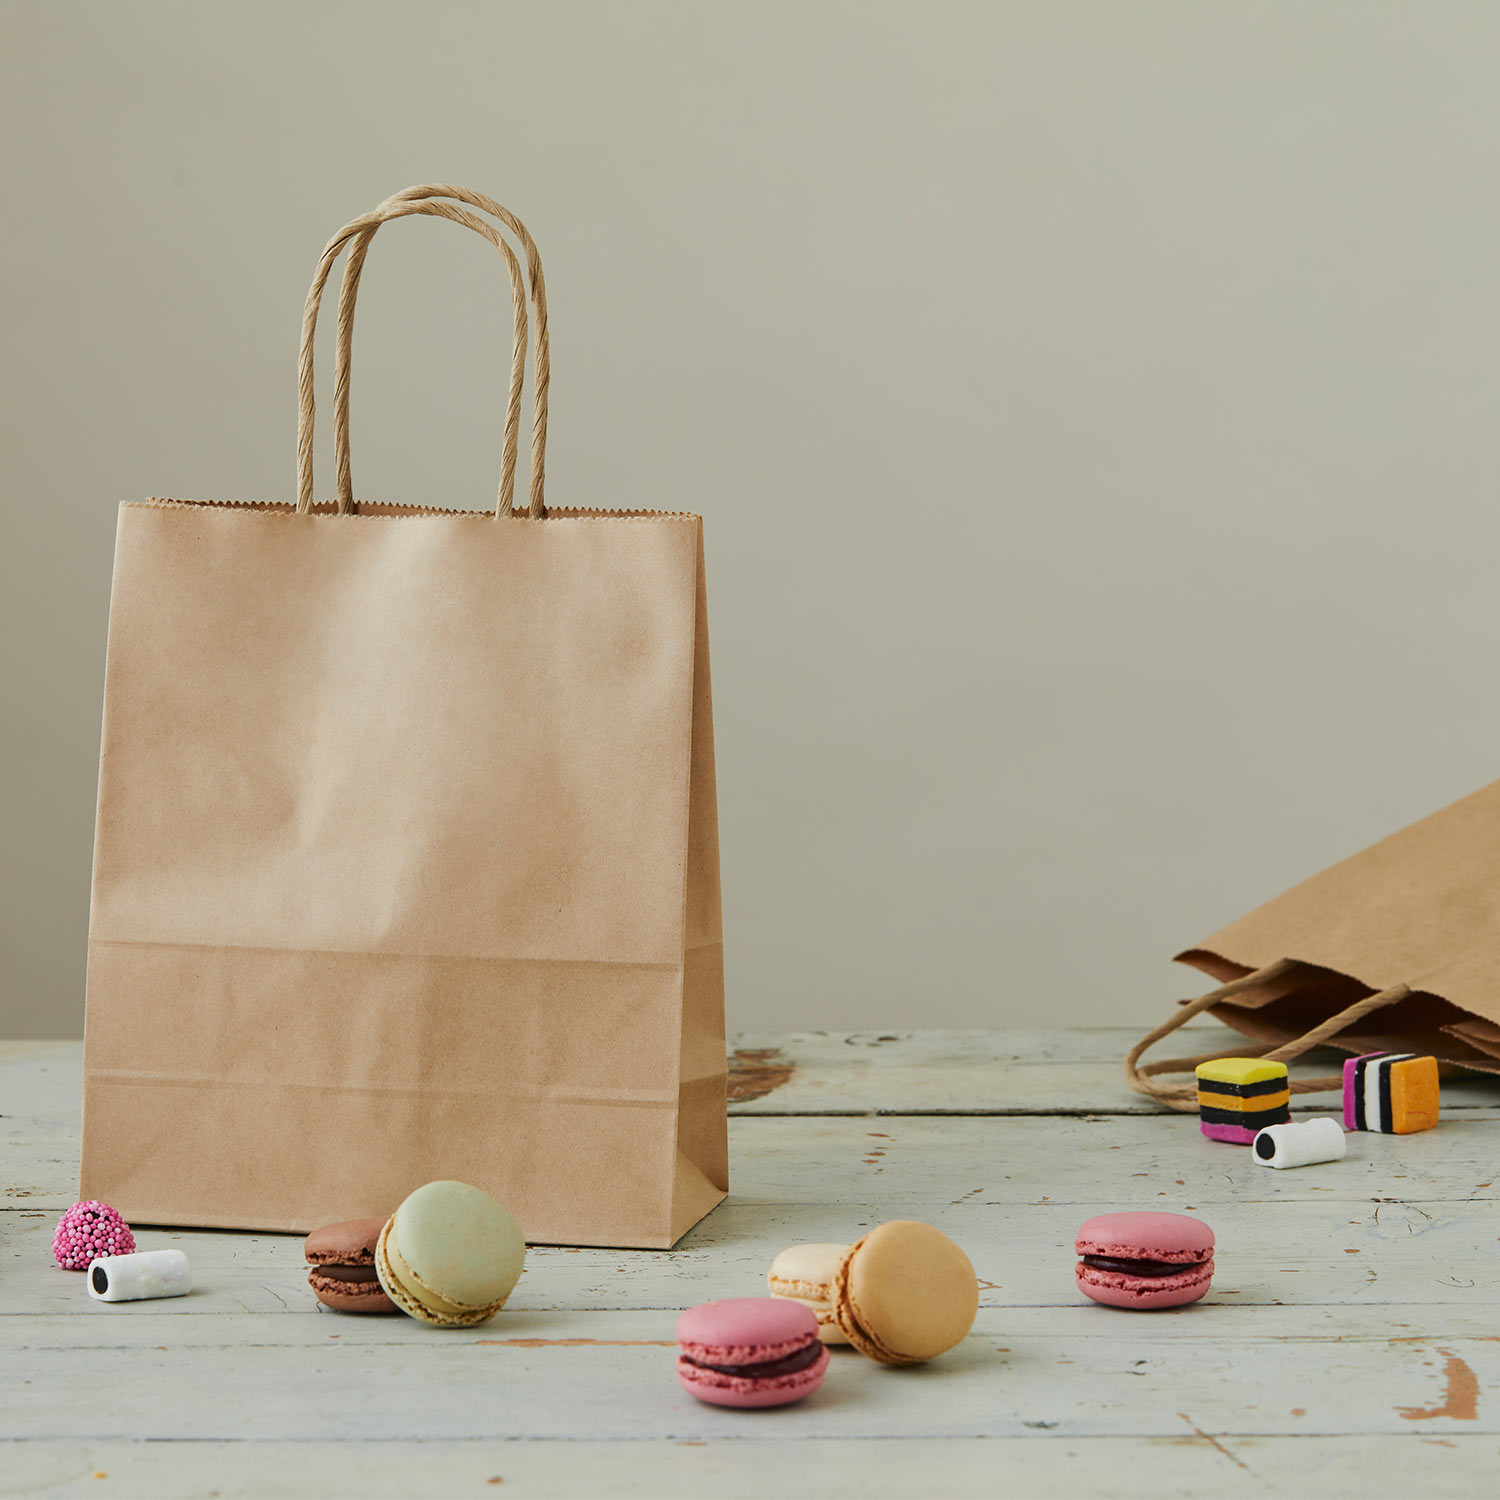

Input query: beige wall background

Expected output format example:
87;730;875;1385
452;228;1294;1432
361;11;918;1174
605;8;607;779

5;1;1500;1040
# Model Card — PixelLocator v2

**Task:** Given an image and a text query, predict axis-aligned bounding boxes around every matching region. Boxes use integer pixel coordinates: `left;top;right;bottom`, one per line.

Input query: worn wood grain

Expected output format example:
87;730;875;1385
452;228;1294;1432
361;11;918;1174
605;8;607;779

727;1028;1500;1114
9;1033;1500;1124
6;1435;1500;1500
4;1034;1498;1499
7;1307;1500;1441
5;1125;1496;1316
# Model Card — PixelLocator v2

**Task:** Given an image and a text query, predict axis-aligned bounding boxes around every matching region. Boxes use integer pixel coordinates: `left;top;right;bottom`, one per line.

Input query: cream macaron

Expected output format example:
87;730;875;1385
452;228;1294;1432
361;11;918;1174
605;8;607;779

832;1221;978;1365
767;1243;852;1344
375;1180;526;1328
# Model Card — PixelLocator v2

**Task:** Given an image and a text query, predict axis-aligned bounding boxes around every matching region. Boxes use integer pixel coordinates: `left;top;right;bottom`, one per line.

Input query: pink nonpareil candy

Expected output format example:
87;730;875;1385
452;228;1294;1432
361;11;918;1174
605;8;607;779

52;1201;136;1270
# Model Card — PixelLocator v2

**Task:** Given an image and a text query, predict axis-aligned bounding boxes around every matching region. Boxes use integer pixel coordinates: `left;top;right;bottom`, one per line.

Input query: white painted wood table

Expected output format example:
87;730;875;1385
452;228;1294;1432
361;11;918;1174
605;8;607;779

4;1029;1498;1498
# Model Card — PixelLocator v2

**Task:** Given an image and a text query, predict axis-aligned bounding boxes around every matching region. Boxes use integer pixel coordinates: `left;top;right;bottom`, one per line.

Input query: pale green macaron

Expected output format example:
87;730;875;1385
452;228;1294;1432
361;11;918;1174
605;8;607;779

375;1180;526;1328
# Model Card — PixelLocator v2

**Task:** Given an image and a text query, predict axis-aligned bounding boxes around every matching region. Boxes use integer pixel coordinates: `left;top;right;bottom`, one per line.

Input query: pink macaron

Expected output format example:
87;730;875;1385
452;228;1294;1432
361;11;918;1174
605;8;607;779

677;1297;831;1408
1075;1211;1215;1310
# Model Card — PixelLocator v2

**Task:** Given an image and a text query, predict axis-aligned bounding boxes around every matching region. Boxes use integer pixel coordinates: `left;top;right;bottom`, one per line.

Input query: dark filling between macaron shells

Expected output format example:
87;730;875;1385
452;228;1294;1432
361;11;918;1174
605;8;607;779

683;1340;824;1380
1080;1254;1210;1279
309;1264;381;1284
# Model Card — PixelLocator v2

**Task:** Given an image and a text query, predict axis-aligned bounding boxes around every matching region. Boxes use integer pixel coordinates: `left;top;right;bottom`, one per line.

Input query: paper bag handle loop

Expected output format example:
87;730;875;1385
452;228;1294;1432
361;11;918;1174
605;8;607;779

1123;959;1413;1113
333;185;550;519
297;190;545;518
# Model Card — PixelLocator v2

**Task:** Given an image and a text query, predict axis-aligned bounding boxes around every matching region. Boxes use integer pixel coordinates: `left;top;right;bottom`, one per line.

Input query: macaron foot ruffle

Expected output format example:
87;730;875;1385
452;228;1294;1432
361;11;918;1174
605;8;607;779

375;1217;506;1327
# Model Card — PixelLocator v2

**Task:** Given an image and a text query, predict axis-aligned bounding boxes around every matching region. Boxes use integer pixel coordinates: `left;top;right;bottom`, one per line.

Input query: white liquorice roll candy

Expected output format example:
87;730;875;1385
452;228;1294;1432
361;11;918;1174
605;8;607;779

1252;1117;1346;1169
87;1249;192;1302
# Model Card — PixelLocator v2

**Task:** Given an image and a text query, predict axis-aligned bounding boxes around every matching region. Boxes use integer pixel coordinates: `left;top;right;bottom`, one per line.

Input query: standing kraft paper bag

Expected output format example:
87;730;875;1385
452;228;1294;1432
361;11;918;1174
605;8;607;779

80;185;727;1247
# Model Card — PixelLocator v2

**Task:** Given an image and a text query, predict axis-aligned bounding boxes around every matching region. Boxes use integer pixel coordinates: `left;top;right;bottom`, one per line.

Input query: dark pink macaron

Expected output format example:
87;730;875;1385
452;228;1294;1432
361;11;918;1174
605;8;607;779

677;1297;831;1408
1075;1211;1215;1310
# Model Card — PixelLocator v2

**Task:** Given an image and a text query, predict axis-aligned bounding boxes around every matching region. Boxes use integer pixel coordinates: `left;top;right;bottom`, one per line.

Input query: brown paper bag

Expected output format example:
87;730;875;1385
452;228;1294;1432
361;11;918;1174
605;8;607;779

1127;777;1500;1109
80;185;727;1247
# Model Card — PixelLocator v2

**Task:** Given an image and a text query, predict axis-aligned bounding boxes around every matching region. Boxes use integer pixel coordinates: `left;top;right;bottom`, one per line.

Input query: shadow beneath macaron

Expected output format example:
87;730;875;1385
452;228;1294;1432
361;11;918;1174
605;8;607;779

820;1337;1005;1381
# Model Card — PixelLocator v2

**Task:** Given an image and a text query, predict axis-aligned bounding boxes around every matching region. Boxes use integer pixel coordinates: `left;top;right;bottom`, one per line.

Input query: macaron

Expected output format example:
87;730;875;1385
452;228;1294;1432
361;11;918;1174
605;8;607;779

677;1297;830;1408
375;1181;526;1328
1075;1211;1215;1310
305;1216;398;1313
767;1243;851;1344
832;1220;978;1365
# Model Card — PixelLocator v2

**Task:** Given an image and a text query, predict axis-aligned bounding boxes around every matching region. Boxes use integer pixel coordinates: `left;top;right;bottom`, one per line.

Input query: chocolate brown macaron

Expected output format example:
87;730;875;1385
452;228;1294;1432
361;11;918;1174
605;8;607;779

306;1216;398;1314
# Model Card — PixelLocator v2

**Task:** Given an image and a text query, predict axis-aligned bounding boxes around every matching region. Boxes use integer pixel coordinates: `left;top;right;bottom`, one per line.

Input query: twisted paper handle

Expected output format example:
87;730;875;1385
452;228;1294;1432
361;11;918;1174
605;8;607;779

1124;958;1413;1113
297;186;549;518
335;185;550;518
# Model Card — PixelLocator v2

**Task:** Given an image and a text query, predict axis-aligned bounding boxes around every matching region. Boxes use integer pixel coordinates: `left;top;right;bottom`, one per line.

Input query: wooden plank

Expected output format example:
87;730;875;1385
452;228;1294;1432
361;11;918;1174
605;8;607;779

2;1193;1495;1316
15;1210;1500;1316
4;1112;1496;1312
6;1308;1500;1442
4;1434;1498;1500
728;1028;1500;1115
6;1032;1498;1499
10;1302;1499;1349
9;1032;1497;1123
4;1434;1500;1500
0;1041;82;1126
13;1105;1500;1219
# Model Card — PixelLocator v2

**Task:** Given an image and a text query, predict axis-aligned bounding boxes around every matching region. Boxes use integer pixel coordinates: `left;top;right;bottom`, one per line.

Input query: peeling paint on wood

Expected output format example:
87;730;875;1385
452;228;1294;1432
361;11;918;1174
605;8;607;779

6;1033;1500;1498
727;1046;795;1103
1397;1351;1480;1421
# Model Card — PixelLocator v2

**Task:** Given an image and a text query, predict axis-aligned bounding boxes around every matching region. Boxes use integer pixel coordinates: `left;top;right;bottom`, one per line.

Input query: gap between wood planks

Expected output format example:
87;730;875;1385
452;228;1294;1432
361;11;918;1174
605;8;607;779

733;1107;1148;1117
726;1105;1500;1117
723;1041;1500;1116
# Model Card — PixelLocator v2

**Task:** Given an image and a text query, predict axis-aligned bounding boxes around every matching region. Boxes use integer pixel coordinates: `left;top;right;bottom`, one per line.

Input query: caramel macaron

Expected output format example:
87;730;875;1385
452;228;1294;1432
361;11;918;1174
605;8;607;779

833;1221;978;1365
305;1216;398;1314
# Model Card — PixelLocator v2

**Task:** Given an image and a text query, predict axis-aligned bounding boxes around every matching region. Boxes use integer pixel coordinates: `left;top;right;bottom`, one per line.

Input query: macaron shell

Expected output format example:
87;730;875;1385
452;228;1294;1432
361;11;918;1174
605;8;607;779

767;1243;847;1298
677;1297;820;1365
769;1294;851;1346
386;1181;525;1315
1074;1212;1215;1261
1076;1260;1214;1310
307;1267;399;1314
304;1216;388;1267
767;1244;852;1345
677;1345;830;1408
376;1216;505;1328
835;1221;979;1365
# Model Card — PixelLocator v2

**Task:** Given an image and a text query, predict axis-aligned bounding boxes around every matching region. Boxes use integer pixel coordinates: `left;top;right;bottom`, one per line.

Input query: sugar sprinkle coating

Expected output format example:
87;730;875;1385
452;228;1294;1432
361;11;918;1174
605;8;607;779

53;1201;136;1271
